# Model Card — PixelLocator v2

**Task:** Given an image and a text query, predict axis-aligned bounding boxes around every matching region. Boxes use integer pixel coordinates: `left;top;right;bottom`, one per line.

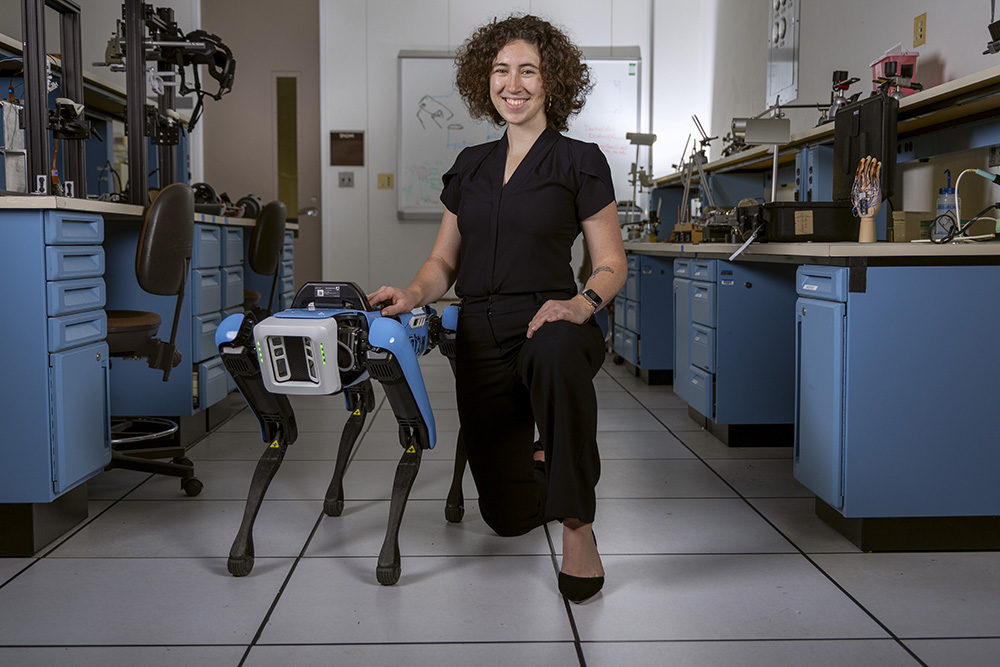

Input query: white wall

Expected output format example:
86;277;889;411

650;0;717;176
320;0;690;291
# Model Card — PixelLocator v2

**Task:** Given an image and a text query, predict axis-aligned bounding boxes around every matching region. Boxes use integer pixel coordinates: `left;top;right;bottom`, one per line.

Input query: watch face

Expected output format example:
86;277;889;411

583;289;603;307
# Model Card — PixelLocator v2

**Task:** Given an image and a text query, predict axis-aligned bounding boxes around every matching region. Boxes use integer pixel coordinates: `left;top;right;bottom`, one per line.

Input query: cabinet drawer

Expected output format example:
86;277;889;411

613;325;625;358
281;243;294;262
796;265;849;303
221;226;244;266
222;305;244;320
688;365;713;418
280;259;294;278
691;259;717;281
44;211;103;244
279;275;295;298
198;357;229;409
284;230;295;247
193;312;223;363
622;328;638;366
192;224;222;269
673;258;691;278
614;294;626;328
191;268;222;315
690;323;715;372
627;254;639;271
279;290;296;311
46;277;105;316
626;268;639;300
48;309;107;352
625;299;640;332
45;246;104;280
222;266;245;309
691;281;716;327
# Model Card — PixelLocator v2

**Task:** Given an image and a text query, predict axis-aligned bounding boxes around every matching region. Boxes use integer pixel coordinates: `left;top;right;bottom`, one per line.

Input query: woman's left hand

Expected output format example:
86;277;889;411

526;296;594;338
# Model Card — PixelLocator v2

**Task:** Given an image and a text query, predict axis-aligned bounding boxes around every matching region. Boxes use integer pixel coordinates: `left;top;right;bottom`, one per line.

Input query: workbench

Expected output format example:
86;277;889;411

623;240;1000;550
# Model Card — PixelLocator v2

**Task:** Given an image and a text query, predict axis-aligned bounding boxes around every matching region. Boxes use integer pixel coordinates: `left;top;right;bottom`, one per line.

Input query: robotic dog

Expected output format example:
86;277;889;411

216;281;459;585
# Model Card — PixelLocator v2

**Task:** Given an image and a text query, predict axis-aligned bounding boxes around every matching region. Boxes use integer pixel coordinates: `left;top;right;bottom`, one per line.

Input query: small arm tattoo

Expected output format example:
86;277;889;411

590;266;615;279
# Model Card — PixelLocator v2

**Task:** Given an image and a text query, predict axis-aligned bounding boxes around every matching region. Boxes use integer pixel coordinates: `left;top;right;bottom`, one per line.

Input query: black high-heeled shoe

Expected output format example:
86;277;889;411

559;531;603;603
558;571;604;603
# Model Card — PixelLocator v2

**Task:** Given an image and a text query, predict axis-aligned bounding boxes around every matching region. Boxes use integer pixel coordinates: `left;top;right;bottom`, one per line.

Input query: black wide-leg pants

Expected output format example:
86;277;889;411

454;293;606;537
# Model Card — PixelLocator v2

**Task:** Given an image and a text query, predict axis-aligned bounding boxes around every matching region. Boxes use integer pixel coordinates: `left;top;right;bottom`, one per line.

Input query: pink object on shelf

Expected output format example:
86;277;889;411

871;43;920;96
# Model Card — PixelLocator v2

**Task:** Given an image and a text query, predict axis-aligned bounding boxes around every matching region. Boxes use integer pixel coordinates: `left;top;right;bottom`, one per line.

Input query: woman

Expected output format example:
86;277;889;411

368;14;625;603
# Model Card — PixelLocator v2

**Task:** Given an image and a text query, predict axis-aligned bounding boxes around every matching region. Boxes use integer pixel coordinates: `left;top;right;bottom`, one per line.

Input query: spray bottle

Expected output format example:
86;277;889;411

934;170;959;240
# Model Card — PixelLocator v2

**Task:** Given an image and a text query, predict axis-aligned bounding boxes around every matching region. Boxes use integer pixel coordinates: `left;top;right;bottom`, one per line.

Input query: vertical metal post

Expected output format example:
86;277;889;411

21;0;49;194
59;6;86;197
771;144;780;203
157;60;176;188
125;0;148;205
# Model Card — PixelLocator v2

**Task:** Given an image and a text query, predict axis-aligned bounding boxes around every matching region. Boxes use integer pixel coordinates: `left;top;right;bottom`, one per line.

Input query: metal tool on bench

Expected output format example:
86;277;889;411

216;281;459;585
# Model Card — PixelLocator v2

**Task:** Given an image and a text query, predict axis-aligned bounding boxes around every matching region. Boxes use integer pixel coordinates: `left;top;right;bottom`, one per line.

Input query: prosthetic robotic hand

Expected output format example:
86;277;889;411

216;282;456;585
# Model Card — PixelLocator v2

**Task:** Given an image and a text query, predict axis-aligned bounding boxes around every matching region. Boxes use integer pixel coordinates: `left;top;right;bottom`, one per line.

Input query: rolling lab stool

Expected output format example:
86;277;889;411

242;200;287;317
105;182;203;496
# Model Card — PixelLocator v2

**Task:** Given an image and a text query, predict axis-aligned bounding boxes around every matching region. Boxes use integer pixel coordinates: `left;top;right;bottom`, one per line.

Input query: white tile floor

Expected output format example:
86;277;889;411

2;352;999;666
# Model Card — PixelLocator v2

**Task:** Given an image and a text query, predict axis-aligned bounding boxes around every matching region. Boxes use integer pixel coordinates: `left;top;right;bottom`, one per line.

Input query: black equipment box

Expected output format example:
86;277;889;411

736;201;855;243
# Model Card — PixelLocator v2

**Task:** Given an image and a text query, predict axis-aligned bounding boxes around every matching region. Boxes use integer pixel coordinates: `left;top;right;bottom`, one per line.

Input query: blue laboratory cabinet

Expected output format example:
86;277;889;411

613;253;673;378
673;257;798;436
1;209;111;503
794;264;1000;517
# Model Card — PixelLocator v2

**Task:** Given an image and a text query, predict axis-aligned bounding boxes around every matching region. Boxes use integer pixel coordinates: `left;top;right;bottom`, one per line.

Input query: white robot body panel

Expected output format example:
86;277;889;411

253;315;343;395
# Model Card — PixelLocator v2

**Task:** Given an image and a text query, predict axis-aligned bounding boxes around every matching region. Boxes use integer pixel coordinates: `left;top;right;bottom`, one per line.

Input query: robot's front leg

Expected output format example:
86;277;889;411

323;379;376;517
228;432;290;576
377;435;423;585
216;313;298;577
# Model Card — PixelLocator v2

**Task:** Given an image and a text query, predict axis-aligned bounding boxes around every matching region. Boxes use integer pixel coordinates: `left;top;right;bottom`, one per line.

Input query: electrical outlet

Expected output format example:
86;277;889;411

338;171;354;188
377;173;394;190
913;13;927;47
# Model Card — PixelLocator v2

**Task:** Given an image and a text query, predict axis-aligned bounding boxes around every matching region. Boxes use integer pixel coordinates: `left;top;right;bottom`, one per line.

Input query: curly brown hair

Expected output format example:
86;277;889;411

454;14;592;133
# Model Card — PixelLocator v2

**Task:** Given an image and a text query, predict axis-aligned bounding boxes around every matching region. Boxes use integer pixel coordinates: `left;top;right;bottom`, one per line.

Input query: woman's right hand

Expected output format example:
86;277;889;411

366;285;419;317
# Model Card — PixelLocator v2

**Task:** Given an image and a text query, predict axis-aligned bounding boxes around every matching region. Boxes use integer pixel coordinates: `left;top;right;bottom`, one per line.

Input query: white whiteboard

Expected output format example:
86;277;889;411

398;48;641;220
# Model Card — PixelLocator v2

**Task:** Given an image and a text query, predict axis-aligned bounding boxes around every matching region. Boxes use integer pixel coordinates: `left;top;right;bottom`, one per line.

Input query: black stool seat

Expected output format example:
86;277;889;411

106;309;162;355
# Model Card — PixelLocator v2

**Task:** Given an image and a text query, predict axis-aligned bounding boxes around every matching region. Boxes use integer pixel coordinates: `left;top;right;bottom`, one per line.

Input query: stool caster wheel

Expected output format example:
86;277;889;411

376;563;401;586
444;502;464;523
183;477;203;497
174;457;194;467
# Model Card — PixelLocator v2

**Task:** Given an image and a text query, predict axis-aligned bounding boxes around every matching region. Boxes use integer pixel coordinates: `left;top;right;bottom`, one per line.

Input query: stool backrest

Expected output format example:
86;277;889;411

137;182;195;296
247;200;287;312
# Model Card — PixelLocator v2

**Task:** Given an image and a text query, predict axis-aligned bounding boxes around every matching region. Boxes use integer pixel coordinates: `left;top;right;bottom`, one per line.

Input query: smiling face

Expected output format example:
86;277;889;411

489;39;547;131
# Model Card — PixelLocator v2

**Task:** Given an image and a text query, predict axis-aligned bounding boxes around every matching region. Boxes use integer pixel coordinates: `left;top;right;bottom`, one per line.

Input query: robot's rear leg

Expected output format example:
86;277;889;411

228;434;290;577
376;439;423;585
441;353;467;523
324;380;376;517
445;429;467;523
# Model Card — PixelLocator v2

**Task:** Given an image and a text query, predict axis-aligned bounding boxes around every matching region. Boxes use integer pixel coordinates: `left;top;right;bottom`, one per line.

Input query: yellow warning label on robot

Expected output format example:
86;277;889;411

406;445;416;453
270;440;280;448
353;409;361;416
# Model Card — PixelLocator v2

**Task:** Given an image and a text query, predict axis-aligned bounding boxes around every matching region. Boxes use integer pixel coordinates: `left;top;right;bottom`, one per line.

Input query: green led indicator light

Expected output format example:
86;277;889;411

320;343;327;364
256;341;263;362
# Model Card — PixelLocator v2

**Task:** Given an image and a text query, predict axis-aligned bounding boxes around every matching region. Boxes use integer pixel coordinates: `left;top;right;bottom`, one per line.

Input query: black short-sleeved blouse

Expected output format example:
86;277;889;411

440;128;616;298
